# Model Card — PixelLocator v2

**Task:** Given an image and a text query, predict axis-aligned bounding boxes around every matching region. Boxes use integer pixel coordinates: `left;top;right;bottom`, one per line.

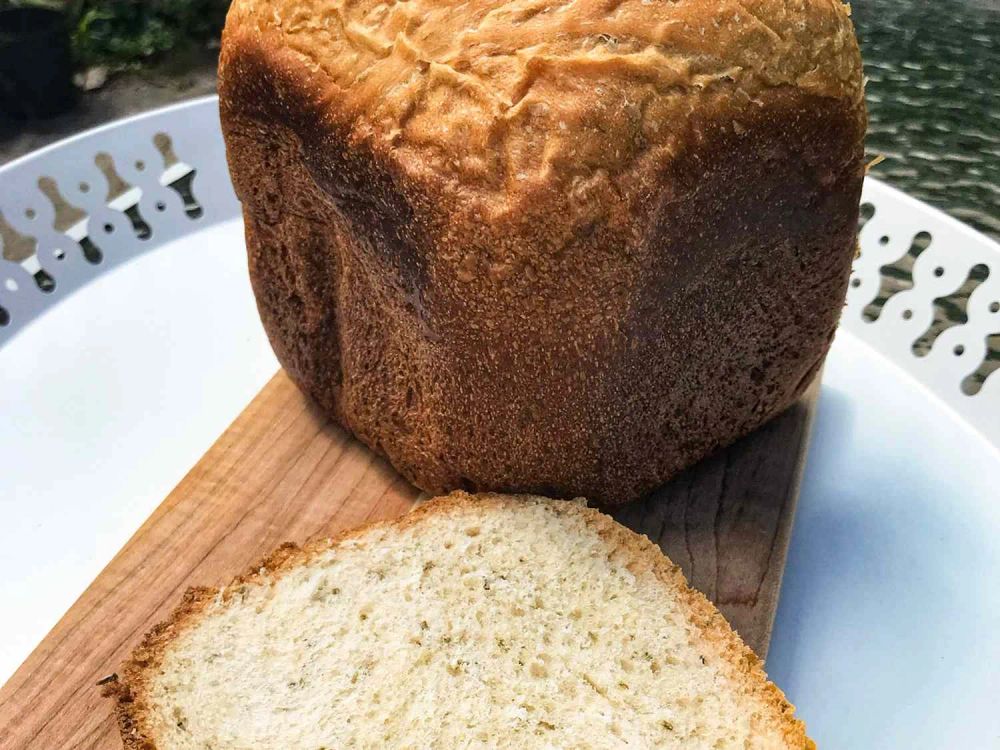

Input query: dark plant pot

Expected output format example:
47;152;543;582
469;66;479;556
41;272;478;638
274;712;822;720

0;7;77;120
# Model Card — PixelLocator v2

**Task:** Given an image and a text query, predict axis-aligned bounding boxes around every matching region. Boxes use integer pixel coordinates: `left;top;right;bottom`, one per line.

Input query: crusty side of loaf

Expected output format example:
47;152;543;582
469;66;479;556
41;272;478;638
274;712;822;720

218;1;865;504
114;492;814;749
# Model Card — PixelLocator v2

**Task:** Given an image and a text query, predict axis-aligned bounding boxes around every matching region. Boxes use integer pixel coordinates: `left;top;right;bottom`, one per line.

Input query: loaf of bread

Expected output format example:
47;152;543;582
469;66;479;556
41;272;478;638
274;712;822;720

115;492;813;748
219;0;865;504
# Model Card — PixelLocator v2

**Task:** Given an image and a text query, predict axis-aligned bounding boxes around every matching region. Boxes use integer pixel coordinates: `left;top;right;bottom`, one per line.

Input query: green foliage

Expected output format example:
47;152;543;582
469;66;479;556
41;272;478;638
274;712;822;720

2;0;223;69
2;1;67;10
2;0;230;67
71;0;228;67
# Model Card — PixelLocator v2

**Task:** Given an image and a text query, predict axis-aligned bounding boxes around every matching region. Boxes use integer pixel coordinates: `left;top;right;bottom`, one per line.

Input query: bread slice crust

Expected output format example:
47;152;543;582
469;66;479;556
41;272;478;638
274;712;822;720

114;492;814;749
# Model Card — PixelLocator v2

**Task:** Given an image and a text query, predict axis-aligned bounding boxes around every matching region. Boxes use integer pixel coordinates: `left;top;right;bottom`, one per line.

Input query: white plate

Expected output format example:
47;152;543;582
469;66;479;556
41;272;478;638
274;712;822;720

1;99;998;748
770;333;1000;747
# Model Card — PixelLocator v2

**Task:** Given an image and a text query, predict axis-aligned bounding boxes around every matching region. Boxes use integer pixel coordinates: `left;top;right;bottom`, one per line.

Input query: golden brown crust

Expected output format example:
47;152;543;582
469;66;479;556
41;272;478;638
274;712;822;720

218;0;865;504
114;492;813;749
223;0;862;199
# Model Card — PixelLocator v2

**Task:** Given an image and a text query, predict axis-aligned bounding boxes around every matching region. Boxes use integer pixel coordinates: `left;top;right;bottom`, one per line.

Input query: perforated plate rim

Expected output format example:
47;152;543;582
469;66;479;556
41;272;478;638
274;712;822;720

1;95;998;446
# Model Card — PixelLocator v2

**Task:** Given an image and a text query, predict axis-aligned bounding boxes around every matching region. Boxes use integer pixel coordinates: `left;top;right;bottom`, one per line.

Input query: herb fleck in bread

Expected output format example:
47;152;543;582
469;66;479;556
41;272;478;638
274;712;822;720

115;493;813;749
219;0;865;504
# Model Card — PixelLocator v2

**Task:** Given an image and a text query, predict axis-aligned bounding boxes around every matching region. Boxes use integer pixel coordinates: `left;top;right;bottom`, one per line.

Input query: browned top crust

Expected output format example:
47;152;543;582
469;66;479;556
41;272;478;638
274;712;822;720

222;0;862;212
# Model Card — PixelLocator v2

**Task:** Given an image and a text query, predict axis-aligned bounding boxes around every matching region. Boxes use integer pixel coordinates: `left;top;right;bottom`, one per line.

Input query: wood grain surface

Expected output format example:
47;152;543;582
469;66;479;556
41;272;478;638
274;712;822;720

0;370;817;749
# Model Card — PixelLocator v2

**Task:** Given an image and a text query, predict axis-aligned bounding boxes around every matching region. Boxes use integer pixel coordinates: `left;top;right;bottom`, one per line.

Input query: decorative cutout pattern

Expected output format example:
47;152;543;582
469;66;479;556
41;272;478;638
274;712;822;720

846;180;1000;445
95;152;152;240
0;209;55;292
962;334;1000;396
154;132;204;219
858;201;875;235
861;230;932;322
0;97;998;446
912;264;990;356
37;176;104;264
0;96;236;346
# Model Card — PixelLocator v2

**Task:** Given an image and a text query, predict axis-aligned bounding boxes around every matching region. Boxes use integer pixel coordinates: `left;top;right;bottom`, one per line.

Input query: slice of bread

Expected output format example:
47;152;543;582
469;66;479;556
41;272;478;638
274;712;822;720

115;493;812;749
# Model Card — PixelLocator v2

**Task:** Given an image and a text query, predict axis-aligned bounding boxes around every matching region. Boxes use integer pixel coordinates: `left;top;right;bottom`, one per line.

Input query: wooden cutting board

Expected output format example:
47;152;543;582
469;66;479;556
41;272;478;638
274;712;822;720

0;370;818;749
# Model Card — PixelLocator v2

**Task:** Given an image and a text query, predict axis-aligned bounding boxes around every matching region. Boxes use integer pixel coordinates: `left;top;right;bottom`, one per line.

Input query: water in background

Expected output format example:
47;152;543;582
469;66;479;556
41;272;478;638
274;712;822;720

854;0;1000;241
